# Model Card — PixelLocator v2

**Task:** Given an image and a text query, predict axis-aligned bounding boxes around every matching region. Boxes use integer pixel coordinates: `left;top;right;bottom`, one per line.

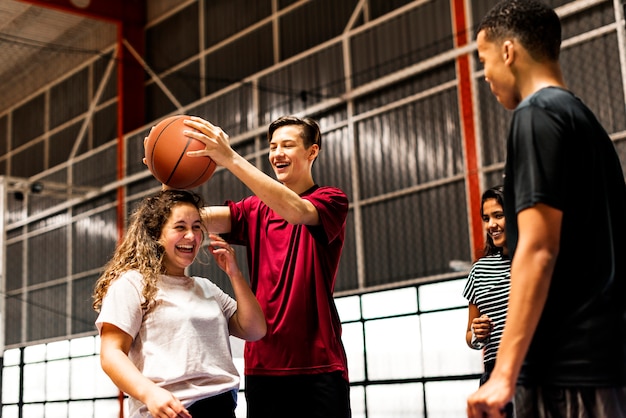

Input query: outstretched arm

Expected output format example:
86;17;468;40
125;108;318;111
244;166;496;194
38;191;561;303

185;117;319;225
100;324;191;418
209;234;266;341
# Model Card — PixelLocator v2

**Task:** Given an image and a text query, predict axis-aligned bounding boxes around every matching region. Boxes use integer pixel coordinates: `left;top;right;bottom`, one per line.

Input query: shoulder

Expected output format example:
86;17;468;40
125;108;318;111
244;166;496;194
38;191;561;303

112;270;144;289
516;87;578;118
471;254;510;271
305;185;348;205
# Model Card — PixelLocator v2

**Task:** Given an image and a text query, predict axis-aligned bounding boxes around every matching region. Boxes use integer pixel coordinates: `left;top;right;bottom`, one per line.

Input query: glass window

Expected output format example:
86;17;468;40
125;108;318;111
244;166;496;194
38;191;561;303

419;278;468;311
46;359;70;401
336;295;361;322
366;383;424;417
2;365;20;403
361;287;417;319
46;340;70;360
68;400;93;418
365;316;422;380
420;310;483;376
22;404;44;417
94;399;123;418
425;380;481;416
235;396;246;418
4;348;21;366
23;363;46;402
342;321;365;382
45;402;68;418
350;386;366;418
70;336;96;357
2;405;19;418
71;356;98;398
24;343;46;363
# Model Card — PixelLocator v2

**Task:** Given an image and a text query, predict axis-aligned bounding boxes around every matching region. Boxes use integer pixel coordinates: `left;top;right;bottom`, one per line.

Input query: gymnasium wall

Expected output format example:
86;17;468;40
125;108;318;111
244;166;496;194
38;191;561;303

0;0;624;348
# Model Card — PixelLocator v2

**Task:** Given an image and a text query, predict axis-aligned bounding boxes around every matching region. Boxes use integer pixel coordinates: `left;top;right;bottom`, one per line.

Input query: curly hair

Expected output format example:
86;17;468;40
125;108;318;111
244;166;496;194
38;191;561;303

477;0;561;62
92;189;205;315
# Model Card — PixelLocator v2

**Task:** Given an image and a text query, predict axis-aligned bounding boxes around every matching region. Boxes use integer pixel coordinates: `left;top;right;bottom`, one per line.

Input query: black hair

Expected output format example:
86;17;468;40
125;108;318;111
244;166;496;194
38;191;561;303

477;0;561;62
480;185;506;256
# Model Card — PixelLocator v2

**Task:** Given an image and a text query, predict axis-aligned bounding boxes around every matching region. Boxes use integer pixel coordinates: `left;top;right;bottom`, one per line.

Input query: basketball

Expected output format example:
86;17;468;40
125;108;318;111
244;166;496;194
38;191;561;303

145;115;217;189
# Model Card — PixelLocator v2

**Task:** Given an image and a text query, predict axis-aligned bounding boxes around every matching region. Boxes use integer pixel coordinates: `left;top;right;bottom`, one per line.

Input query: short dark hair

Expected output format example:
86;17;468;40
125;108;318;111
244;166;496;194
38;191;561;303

477;0;561;62
267;116;322;150
481;185;506;256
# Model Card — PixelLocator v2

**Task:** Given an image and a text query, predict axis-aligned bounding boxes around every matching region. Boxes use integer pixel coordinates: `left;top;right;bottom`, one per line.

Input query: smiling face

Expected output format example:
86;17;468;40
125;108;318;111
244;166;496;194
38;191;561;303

268;125;318;191
476;30;521;110
482;197;507;254
159;203;204;276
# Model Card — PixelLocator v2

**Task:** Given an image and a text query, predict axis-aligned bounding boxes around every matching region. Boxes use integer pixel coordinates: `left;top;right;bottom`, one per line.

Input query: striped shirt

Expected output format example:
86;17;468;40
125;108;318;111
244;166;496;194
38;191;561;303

462;253;511;364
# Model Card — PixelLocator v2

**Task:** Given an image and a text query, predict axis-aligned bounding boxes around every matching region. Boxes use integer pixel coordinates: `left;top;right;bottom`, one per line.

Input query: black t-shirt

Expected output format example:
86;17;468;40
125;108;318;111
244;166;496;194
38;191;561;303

503;87;626;386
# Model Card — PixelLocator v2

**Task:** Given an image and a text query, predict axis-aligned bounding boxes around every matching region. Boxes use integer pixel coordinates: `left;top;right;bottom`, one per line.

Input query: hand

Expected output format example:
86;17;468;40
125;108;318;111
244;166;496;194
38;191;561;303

471;314;493;341
182;116;232;166
144;386;191;418
142;126;155;167
208;233;241;277
467;374;514;418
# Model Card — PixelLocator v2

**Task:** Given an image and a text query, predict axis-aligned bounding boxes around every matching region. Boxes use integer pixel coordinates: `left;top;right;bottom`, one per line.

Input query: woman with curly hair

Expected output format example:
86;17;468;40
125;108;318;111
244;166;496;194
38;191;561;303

93;189;266;418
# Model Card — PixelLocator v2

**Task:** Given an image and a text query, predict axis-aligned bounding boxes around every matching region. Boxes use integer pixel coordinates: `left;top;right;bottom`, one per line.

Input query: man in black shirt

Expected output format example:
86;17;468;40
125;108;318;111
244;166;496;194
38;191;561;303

467;1;626;417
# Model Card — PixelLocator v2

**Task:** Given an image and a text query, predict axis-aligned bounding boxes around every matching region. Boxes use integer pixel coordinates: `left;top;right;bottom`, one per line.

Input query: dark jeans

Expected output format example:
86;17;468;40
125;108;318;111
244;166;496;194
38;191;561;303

187;390;237;418
245;372;351;418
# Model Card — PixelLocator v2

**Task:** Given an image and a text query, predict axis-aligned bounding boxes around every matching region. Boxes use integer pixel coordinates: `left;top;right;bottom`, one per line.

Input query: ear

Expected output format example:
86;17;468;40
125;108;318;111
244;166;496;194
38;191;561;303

502;40;514;65
308;144;320;161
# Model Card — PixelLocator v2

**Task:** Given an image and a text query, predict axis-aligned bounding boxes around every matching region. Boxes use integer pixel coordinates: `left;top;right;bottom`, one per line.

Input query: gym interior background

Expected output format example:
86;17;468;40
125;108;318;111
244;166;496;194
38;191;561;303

1;0;625;416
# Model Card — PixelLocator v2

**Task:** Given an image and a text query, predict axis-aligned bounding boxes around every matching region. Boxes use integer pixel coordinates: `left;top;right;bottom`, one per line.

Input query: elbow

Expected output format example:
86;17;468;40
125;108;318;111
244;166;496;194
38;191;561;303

248;320;267;342
99;352;114;377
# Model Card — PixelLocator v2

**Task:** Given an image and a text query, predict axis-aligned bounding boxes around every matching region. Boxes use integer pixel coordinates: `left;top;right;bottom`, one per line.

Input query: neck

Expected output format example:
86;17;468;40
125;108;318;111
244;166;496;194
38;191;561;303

517;61;566;101
284;178;315;195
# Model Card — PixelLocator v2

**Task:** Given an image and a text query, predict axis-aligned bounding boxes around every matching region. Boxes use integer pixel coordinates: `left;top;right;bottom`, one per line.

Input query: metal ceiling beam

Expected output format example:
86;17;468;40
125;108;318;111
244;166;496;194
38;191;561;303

18;0;146;134
17;0;144;25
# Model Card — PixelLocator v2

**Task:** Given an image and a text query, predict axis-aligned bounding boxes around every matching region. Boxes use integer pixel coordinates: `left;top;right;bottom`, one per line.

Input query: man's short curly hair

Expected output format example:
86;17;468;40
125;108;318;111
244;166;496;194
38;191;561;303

477;0;561;62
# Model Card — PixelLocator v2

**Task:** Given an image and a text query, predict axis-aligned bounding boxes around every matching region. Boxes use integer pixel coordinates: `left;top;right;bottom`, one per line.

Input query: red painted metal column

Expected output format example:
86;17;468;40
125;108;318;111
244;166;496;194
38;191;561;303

451;0;484;261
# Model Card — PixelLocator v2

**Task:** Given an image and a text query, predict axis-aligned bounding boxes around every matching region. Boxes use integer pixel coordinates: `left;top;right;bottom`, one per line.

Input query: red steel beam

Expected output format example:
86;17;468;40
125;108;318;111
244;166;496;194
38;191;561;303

451;0;484;261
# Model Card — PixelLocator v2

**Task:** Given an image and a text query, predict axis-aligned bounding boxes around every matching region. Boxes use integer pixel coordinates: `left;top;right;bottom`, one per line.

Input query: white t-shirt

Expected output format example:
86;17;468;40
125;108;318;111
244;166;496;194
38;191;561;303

96;270;239;418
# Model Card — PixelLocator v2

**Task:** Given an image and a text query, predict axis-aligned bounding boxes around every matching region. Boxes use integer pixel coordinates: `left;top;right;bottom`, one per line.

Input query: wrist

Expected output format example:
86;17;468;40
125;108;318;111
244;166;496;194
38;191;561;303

470;327;487;349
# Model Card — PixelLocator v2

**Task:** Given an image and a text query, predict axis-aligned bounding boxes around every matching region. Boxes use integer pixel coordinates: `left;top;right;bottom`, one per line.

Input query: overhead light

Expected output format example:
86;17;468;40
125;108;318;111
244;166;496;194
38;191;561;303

30;182;44;194
70;0;91;8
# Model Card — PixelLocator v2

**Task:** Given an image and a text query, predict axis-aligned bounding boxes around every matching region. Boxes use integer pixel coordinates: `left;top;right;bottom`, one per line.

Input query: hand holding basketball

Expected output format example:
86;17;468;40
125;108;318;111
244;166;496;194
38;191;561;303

144;115;217;189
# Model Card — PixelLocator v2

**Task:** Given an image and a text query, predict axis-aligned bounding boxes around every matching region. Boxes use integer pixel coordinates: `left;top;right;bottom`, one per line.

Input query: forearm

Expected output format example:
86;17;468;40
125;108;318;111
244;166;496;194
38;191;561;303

221;152;317;224
101;348;158;403
491;247;555;382
229;272;266;341
201;206;232;233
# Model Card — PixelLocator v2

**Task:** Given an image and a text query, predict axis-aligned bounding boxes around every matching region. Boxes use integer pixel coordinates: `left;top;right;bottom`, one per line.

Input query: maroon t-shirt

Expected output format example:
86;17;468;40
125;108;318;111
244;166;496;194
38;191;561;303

225;185;349;381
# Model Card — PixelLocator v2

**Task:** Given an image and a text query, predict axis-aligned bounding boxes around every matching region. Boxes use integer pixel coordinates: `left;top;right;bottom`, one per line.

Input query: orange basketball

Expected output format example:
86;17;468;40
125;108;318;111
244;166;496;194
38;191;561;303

145;115;216;189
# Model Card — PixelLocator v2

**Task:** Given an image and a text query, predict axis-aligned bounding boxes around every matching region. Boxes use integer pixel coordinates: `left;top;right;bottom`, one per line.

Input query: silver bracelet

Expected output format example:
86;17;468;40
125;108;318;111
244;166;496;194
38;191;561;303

470;327;486;350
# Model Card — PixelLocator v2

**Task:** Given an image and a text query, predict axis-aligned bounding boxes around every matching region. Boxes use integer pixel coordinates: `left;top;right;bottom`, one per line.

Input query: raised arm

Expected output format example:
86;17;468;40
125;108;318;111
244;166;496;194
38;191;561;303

185;117;319;225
